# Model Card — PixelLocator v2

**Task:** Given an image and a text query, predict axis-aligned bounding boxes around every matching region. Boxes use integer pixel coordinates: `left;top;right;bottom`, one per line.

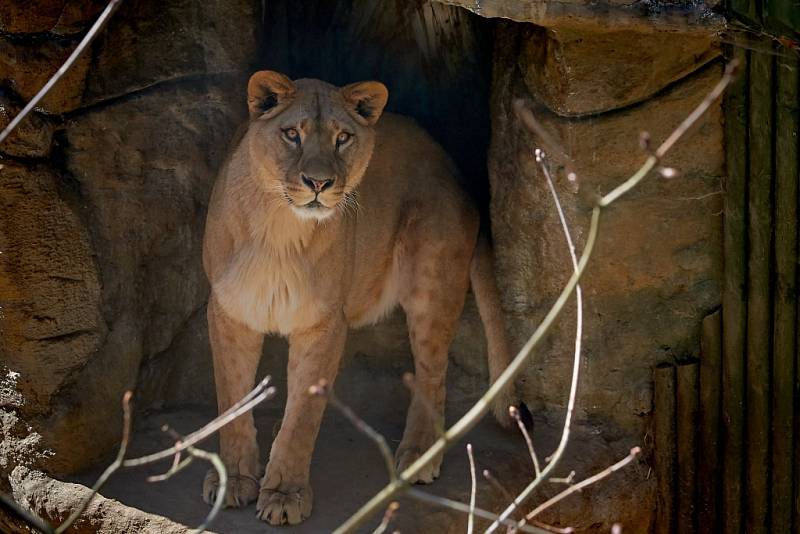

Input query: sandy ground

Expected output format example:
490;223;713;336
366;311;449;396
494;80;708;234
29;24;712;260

65;366;647;534
70;369;543;533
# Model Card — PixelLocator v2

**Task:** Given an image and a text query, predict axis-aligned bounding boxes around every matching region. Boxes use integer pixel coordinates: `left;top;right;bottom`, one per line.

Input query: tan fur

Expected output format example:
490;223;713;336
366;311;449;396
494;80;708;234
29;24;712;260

201;71;514;526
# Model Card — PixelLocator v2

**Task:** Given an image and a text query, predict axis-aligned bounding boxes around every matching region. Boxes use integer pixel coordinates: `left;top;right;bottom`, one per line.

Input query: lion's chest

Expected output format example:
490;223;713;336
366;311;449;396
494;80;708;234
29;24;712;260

212;244;314;335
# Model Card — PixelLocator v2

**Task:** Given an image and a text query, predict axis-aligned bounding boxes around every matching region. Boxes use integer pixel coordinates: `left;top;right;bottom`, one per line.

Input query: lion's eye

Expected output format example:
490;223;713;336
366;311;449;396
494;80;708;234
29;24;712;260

283;128;300;145
336;131;352;147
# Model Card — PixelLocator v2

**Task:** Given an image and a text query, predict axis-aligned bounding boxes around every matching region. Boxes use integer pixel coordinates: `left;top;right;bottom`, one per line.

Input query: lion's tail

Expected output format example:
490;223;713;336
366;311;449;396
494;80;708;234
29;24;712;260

470;235;520;427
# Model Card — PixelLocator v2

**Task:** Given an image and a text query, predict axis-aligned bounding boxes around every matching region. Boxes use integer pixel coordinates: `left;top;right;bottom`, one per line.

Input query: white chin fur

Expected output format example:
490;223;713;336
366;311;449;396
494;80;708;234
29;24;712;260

291;205;336;221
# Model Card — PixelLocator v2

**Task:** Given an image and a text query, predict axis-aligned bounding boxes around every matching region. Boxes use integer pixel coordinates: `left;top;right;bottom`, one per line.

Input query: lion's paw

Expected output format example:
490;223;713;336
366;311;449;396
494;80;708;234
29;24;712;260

202;469;259;508
395;446;442;484
256;482;313;525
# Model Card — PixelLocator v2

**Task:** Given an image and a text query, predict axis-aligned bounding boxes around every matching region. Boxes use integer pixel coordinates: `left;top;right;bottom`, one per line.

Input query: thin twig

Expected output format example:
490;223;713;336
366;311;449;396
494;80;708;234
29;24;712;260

480;469;527;527
405;489;547;534
513;104;573;168
527;520;574;534
517;448;641;530
549;471;575;486
310;379;397;482
186;446;226;534
0;0;124;145
467;444;477;534
371;502;400;534
49;378;273;534
147;455;194;483
146;438;193;483
0;492;55;534
509;406;540;477
55;390;133;533
123;376;275;466
485;63;737;533
333;61;737;534
486;142;585;534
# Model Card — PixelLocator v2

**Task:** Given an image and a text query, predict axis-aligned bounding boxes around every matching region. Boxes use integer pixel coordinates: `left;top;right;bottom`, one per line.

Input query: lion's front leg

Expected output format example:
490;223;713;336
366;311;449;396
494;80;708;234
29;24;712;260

203;295;264;508
257;312;347;526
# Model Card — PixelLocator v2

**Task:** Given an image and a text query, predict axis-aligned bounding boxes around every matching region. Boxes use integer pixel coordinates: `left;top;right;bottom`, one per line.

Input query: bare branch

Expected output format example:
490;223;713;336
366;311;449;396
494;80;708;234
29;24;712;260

600;60;739;207
0;0;124;145
517;448;641;530
486;142;585;534
467;444;477;534
123;376;275;466
310;379;397;482
405;489;547;534
334;61;738;534
0;492;55;534
512;103;573;169
509;405;540;477
44;377;274;533
527;520;574;534
371;502;400;534
480;469;520;521
185;446;226;534
54;390;133;534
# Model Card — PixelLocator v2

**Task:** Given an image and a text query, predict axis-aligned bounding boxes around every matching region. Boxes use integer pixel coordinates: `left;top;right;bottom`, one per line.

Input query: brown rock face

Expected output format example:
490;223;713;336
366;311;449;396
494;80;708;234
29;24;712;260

83;0;260;104
0;97;54;158
487;21;723;530
32;81;248;473
0;163;104;413
0;0;259;474
0;37;90;114
519;27;720;116
0;1;65;34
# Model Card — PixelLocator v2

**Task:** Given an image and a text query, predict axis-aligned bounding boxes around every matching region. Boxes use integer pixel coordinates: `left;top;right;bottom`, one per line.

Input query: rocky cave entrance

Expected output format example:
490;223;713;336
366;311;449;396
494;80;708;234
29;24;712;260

1;0;734;532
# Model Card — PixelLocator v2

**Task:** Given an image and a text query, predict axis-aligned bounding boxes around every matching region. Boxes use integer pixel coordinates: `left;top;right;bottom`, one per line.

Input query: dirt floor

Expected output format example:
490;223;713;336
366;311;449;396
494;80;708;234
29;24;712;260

68;364;646;533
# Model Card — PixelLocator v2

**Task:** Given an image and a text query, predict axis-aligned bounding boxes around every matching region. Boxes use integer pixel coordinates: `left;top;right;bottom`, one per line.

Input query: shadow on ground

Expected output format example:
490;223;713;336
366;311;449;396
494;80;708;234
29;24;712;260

69;363;644;533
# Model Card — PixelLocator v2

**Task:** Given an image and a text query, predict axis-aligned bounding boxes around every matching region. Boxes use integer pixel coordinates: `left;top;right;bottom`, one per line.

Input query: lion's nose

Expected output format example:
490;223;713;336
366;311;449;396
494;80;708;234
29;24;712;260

301;174;334;193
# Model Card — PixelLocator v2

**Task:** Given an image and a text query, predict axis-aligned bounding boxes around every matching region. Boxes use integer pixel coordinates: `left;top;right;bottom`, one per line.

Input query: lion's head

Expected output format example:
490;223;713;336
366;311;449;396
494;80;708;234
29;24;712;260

244;70;388;221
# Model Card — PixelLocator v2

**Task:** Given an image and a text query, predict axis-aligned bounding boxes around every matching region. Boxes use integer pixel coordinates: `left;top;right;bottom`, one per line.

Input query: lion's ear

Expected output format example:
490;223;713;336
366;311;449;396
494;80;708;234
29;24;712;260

248;71;296;118
341;81;388;126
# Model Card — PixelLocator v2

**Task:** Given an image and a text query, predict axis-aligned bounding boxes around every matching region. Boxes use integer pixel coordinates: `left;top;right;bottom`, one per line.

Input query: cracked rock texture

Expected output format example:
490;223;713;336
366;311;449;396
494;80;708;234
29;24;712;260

0;0;259;474
486;21;723;526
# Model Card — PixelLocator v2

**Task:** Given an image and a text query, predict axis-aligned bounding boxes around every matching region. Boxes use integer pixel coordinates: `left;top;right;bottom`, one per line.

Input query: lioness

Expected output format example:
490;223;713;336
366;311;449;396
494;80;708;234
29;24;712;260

201;71;516;526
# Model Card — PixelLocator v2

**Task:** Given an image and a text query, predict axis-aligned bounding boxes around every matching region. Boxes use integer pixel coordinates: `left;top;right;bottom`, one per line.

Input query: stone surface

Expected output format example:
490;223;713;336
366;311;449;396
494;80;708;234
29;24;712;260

0;1;65;34
0;37;90;114
69;370;651;533
51;0;107;36
10;466;203;533
489;20;723;451
31;80;248;474
438;0;724;32
0;162;104;415
519;26;720;116
83;0;260;104
0;96;55;158
0;0;104;35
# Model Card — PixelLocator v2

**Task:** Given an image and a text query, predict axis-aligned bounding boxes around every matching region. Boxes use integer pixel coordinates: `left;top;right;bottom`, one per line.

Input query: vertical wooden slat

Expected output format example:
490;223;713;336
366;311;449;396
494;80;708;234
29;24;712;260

677;362;699;534
772;50;798;534
745;45;774;534
722;45;749;534
699;310;722;532
655;364;677;534
792;54;800;534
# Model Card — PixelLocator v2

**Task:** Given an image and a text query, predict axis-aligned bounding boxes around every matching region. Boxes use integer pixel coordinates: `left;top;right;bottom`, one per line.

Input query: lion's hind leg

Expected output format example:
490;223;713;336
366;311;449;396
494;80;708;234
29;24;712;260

396;236;472;483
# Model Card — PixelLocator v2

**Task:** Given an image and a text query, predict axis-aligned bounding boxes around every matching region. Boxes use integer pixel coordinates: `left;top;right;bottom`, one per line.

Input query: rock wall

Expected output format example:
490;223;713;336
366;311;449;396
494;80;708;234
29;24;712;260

1;0;260;473
484;18;724;531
